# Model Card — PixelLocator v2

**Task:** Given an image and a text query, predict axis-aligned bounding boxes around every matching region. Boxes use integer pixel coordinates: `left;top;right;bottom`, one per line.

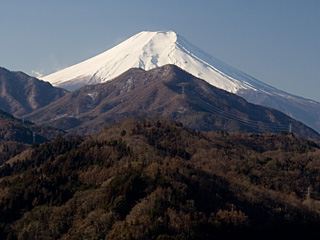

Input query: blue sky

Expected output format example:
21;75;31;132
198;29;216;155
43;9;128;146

1;0;319;101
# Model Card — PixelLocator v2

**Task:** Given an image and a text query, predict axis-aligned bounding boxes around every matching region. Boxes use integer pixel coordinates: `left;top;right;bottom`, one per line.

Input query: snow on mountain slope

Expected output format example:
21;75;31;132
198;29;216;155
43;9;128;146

42;31;320;133
42;31;280;94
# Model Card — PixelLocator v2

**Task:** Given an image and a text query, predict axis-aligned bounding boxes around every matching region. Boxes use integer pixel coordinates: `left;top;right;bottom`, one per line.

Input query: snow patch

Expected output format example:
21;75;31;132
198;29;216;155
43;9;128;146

87;92;98;101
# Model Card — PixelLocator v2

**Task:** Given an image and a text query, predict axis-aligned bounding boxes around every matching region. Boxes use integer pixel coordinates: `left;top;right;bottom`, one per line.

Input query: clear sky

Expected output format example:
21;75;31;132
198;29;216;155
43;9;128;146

1;0;319;101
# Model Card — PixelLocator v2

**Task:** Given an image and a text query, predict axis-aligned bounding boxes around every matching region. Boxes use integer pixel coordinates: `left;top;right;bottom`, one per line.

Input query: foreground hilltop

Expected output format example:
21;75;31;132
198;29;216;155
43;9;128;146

1;118;320;239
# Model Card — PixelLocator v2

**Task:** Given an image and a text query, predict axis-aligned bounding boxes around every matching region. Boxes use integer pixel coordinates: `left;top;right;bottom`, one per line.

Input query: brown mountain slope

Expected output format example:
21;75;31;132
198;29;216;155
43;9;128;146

26;65;320;139
0;66;68;117
238;88;320;135
1;118;320;239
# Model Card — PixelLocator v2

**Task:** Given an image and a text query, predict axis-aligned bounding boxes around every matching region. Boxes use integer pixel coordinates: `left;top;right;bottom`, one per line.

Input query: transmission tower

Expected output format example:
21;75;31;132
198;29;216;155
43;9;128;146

32;131;36;145
76;106;79;117
178;82;189;98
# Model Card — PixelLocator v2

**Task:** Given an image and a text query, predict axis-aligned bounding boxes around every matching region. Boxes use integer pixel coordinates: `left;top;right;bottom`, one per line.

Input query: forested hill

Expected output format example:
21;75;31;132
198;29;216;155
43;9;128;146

1;118;320;239
0;109;64;164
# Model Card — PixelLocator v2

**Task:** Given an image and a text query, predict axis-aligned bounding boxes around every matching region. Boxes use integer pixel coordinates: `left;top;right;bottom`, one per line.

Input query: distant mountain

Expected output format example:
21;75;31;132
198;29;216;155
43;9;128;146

1;118;320;239
28;65;320;140
0;109;64;164
41;30;286;94
42;30;320;133
0;66;68;117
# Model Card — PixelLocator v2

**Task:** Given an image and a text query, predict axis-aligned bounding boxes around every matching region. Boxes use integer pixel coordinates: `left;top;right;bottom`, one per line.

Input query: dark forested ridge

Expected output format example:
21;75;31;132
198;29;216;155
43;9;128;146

0;109;65;164
1;118;320;239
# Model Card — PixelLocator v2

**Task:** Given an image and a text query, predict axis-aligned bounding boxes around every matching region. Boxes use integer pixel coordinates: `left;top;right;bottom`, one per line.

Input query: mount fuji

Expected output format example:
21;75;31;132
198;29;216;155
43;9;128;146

43;31;278;93
42;31;320;133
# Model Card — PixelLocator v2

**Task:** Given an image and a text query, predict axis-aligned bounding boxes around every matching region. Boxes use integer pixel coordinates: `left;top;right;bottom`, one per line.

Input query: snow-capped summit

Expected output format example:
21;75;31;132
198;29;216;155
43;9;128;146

42;30;320;133
43;30;276;94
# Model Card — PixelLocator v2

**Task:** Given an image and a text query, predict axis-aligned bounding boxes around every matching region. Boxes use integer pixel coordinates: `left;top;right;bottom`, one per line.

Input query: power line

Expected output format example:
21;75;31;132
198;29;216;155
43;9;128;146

199;98;288;130
185;88;290;132
198;96;288;129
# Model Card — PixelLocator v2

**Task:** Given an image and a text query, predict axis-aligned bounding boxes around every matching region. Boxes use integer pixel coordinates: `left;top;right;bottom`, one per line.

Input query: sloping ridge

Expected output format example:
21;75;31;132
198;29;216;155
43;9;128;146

30;65;320;140
0;67;68;117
